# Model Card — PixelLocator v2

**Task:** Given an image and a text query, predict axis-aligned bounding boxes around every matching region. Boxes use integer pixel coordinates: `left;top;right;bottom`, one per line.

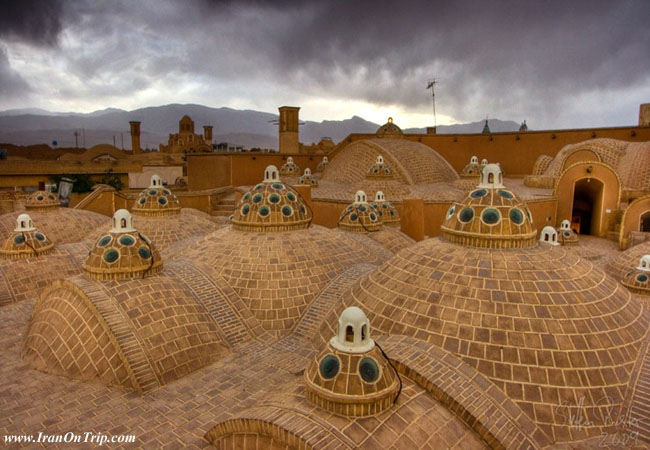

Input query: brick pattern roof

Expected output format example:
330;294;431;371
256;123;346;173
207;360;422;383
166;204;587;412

348;238;650;442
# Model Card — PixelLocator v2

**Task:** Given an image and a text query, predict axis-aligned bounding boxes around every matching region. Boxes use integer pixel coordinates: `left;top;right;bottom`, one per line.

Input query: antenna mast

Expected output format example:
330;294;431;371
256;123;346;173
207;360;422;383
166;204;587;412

426;78;438;129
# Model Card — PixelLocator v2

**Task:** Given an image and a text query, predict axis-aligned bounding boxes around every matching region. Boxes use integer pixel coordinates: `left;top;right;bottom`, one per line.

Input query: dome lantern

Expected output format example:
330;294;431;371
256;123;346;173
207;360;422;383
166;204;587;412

478;163;505;189
111;209;136;233
263;165;280;183
15;213;35;232
331;306;374;353
540;226;559;246
637;255;650;272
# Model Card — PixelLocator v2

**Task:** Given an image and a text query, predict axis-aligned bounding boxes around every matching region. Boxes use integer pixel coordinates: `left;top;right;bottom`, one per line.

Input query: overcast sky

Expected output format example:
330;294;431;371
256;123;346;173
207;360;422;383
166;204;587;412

1;0;649;129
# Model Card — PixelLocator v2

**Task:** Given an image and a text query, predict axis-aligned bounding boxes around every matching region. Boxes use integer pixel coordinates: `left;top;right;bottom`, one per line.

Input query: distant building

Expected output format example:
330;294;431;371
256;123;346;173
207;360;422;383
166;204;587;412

159;115;213;154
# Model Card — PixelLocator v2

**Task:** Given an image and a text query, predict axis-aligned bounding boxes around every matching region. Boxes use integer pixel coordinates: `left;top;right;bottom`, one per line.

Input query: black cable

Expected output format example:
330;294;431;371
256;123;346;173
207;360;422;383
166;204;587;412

137;232;155;279
21;231;38;257
375;340;402;405
337;203;380;233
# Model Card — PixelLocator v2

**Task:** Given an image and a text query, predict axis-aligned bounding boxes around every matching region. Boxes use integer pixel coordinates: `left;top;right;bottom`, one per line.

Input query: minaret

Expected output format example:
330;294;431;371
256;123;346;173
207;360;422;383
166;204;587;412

482;117;491;134
129;121;141;154
278;106;300;154
203;125;213;146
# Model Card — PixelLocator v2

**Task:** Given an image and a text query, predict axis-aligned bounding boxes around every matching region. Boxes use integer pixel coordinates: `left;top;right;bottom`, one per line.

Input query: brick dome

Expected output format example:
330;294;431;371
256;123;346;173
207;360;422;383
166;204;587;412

83;209;162;281
174;224;387;338
0;214;53;260
304;307;400;416
375;117;403;138
442;164;537;248
338;191;382;233
298;167;318;186
348;237;649;441
366;155;393;179
316;156;328;172
0;207;107;245
24;190;59;209
231;166;312;232
280;157;301;176
557;220;579;246
460;156;481;179
132;175;181;217
370;191;399;226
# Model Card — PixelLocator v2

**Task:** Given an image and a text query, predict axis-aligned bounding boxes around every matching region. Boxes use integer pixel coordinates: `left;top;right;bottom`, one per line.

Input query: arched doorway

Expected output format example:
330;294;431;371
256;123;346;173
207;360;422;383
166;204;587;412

641;211;650;232
571;178;603;235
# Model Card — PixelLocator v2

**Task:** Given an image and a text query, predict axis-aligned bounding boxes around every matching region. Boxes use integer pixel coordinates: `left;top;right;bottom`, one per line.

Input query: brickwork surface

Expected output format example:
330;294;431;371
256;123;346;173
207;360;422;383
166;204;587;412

0;208;107;245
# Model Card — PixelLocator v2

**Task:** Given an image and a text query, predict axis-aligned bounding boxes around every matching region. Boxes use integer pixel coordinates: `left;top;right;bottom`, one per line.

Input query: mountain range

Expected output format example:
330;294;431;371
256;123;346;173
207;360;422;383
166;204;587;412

0;104;521;150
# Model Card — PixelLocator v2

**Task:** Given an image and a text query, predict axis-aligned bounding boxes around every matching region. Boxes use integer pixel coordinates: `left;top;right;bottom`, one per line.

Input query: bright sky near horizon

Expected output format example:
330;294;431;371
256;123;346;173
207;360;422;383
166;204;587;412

1;0;649;129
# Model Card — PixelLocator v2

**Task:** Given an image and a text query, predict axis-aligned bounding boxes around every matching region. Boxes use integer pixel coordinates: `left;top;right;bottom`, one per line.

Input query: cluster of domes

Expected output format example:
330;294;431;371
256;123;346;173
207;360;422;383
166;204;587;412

366;155;392;179
0;214;53;260
304;306;399;416
24;190;59;209
231;166;312;232
83;209;162;281
298;167;318;186
132;175;181;217
370;191;399;226
279;156;301;176
442;164;536;248
316;156;328;172
338;191;382;233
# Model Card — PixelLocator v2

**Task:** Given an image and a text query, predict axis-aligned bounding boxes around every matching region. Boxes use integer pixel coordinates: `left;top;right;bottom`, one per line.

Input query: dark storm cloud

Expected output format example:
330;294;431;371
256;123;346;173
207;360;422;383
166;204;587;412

0;47;31;98
2;0;649;126
0;0;66;46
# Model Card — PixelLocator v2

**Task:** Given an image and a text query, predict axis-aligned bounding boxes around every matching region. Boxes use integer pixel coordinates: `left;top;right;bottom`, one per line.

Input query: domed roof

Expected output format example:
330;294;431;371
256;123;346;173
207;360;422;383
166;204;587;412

370;191;399;225
83;209;162;281
316;156;329;172
280;157;301;176
607;240;650;288
349;237;649;439
441;164;536;248
366;155;393;179
375;117;403;138
339;191;382;233
460;156;481;178
24;190;59;209
298;168;318;186
557;219;578;246
231;166;312;232
174;224;387;337
132;175;181;217
0;214;53;260
304;306;399;416
322;138;458;186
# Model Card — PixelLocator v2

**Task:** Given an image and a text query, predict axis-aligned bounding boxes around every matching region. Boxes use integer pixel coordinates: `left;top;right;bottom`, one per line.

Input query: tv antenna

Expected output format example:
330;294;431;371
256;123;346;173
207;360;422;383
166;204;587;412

426;78;439;129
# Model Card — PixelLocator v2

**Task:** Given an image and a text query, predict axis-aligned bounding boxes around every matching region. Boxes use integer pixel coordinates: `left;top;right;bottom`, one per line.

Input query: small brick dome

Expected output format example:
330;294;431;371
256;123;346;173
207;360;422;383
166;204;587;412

338;191;382;233
132;175;181;217
280;157;301;176
366;155;393;179
298;167;318;186
304;306;399;416
25;190;59;209
370;191;399;226
83;209;162;281
442;164;536;248
0;214;53;260
231;166;312;232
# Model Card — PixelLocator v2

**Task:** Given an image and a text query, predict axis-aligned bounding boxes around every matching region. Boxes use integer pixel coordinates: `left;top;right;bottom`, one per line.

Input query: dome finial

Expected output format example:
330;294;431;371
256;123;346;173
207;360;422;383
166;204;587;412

478;163;505;189
331;306;374;353
15;214;35;232
264;165;280;183
111;209;136;233
354;190;367;204
637;255;650;272
540;226;559;246
149;174;162;188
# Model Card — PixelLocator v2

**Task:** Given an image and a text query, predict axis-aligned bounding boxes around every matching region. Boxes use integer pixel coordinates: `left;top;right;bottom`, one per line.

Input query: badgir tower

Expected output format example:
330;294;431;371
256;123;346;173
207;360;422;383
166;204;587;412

1;101;650;448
